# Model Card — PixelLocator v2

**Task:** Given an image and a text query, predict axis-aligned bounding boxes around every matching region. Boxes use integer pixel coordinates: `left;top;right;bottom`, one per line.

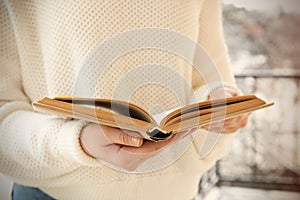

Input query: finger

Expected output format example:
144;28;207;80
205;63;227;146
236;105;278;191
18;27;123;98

177;129;192;138
236;117;249;128
208;87;238;100
101;126;143;147
125;152;159;171
219;127;240;134
232;112;251;123
108;134;184;171
96;144;141;171
201;112;251;131
120;149;152;171
200;120;234;133
104;143;163;171
204;121;226;132
173;129;192;139
118;129;144;139
207;116;249;133
228;114;250;128
122;134;179;154
176;128;198;140
200;116;234;130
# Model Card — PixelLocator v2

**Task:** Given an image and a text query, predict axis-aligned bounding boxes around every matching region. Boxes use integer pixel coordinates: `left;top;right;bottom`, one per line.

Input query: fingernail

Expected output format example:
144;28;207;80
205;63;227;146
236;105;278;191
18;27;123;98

131;137;142;146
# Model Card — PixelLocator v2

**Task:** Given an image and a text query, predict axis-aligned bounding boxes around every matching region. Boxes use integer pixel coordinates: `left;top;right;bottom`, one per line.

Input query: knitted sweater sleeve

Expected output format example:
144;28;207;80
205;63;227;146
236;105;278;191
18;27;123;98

192;0;238;161
192;0;236;90
0;2;97;187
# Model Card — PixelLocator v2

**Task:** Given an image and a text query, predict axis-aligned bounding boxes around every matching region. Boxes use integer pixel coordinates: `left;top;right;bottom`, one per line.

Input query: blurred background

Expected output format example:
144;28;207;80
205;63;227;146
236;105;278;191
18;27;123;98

1;0;300;200
197;0;300;199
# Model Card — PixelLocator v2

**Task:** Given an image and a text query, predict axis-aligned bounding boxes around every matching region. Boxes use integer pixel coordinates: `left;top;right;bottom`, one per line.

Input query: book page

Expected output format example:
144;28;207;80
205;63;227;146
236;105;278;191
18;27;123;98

33;98;156;140
162;101;274;133
54;95;157;124
152;108;178;125
160;94;257;126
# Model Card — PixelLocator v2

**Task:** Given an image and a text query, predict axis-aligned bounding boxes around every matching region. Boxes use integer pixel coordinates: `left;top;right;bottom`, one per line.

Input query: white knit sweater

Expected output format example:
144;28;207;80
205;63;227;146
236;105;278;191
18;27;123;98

0;0;237;199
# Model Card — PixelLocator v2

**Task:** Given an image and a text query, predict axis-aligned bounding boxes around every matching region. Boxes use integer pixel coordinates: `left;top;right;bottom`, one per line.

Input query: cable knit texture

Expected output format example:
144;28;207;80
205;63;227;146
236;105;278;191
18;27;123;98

0;0;237;199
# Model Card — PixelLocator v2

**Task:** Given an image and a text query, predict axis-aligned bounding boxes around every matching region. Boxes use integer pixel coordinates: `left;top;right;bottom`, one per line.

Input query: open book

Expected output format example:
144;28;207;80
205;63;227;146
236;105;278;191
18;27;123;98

32;94;274;141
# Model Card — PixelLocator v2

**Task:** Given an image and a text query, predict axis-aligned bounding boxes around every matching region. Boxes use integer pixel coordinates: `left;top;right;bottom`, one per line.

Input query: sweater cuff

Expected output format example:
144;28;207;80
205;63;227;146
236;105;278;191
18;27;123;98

0;101;32;122
56;120;100;166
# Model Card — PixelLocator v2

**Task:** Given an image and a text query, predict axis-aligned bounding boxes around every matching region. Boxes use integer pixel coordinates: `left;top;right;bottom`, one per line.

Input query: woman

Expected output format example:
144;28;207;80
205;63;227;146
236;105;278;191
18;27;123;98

0;0;249;199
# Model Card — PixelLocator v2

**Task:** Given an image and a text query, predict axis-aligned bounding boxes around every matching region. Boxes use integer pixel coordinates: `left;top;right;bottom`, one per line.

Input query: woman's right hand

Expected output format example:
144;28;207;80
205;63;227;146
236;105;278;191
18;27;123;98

79;123;191;171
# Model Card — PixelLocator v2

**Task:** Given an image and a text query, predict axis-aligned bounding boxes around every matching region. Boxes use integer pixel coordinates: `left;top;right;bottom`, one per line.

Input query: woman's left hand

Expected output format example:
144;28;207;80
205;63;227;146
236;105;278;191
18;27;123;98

201;87;251;134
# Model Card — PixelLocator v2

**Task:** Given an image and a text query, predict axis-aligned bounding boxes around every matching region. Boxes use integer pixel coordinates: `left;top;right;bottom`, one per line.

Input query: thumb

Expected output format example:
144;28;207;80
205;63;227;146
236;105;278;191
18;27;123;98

104;128;144;147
